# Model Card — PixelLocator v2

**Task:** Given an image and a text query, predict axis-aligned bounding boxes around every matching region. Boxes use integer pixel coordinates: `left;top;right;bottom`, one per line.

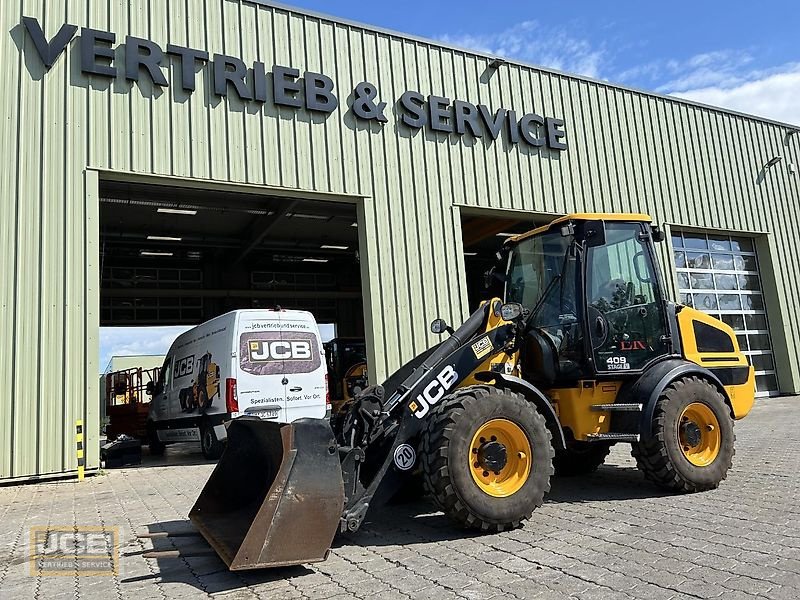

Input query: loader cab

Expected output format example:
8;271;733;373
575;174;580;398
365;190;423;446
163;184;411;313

503;214;672;383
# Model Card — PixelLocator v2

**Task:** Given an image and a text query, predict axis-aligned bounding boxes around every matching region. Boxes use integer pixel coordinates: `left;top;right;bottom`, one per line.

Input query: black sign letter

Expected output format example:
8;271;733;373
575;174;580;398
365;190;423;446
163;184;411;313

273;66;302;108
22;17;77;69
305;72;338;113
454;100;483;137
213;54;253;100
399;91;426;128
428;96;452;133
125;36;168;86
506;109;519;144
546;117;568;150
80;28;116;77
519;113;545;147
478;105;506;140
166;45;208;92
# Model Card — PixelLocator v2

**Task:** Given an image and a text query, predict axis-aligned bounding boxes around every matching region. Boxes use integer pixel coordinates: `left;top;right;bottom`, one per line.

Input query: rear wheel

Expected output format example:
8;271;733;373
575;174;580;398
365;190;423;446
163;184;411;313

632;376;734;492
421;385;554;532
146;421;165;456
200;421;224;460
554;441;612;476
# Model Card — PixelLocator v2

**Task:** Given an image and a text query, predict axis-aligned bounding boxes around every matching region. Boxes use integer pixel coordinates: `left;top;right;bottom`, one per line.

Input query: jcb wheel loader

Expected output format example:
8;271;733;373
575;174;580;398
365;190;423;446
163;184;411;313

189;213;755;570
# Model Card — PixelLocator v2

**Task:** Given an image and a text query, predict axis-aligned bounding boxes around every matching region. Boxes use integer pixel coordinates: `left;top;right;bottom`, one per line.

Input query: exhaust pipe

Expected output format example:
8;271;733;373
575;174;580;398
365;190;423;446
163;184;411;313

189;417;344;569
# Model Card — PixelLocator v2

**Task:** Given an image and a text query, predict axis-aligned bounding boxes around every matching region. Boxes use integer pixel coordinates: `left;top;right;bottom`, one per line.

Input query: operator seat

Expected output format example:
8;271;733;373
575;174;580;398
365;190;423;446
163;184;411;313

523;327;583;387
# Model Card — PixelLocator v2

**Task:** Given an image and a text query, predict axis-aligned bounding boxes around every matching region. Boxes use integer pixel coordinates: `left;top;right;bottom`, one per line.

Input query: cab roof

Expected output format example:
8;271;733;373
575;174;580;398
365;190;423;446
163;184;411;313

508;212;652;244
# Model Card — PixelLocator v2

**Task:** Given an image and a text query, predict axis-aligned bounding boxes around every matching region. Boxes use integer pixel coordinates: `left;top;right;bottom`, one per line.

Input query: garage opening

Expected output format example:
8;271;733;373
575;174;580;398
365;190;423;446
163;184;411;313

98;179;367;458
460;212;541;310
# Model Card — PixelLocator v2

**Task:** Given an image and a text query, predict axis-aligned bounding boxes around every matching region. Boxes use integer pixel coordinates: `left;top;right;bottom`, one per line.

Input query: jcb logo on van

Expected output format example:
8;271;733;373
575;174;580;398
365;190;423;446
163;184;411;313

248;340;313;362
409;365;458;419
175;355;194;378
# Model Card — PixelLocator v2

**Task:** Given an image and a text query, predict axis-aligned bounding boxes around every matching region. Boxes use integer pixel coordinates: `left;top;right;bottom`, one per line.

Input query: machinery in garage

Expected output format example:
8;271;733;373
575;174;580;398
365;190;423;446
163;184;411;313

104;365;161;440
186;213;755;570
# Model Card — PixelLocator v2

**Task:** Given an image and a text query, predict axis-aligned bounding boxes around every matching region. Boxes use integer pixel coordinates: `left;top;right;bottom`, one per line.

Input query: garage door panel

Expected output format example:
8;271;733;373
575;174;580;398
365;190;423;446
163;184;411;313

673;230;778;397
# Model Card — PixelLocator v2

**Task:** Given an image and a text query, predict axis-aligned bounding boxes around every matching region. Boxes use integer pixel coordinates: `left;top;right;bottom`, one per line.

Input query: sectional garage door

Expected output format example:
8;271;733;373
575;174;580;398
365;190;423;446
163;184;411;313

672;231;778;397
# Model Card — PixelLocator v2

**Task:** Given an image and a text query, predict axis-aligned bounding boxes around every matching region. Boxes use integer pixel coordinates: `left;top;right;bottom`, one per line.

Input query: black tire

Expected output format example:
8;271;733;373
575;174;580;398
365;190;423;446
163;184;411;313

553;442;612;476
147;421;166;456
421;385;554;532
632;376;734;493
200;421;224;460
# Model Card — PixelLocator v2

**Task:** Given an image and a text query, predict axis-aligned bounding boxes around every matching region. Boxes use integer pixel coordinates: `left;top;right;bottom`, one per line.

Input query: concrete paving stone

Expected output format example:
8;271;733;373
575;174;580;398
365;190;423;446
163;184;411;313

721;574;777;595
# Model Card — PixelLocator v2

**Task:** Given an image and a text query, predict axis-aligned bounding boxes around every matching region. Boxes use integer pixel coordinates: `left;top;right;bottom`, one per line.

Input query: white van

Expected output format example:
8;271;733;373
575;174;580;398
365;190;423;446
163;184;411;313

146;309;329;458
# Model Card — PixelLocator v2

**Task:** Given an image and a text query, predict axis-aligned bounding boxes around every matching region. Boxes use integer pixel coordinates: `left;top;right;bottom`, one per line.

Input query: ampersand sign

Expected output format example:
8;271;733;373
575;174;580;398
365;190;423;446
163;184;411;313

352;82;388;122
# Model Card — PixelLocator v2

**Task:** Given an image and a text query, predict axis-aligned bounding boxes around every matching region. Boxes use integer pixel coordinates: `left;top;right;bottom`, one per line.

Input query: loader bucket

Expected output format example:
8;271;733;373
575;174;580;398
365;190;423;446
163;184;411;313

189;417;344;570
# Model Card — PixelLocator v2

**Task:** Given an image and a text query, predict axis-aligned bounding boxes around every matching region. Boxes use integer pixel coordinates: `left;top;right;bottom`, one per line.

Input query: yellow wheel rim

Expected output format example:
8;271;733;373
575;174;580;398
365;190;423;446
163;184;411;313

469;419;532;497
678;402;721;467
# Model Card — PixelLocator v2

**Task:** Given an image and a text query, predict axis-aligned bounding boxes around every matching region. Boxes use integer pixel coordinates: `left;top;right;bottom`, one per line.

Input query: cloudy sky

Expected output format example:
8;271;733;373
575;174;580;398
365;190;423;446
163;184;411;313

287;0;800;125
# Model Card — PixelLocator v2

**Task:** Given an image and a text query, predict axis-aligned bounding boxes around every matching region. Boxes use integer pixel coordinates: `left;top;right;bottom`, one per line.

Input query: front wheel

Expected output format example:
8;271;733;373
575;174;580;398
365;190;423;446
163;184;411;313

421;385;554;532
632;376;734;492
146;421;166;456
200;421;224;460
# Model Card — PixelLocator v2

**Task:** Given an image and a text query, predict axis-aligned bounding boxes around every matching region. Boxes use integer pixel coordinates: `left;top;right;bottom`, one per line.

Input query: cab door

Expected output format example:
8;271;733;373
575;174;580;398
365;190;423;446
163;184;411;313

585;221;670;373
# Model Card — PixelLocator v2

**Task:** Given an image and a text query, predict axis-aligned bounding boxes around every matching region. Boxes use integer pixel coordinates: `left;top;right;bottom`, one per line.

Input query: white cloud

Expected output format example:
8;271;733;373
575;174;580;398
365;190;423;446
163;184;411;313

438;21;606;79
672;64;800;126
100;326;192;372
615;50;756;92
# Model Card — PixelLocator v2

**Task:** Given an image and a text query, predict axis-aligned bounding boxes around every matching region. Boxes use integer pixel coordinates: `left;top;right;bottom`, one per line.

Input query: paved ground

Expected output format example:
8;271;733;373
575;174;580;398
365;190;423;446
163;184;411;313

0;396;798;599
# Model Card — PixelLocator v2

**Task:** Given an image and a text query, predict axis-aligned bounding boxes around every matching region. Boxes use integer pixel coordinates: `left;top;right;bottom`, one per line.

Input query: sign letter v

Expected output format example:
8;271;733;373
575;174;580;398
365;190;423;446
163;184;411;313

22;17;77;69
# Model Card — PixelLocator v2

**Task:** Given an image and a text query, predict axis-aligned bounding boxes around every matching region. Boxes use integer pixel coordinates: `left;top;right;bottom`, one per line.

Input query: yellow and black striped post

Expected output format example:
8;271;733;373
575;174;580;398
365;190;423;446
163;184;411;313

76;420;85;481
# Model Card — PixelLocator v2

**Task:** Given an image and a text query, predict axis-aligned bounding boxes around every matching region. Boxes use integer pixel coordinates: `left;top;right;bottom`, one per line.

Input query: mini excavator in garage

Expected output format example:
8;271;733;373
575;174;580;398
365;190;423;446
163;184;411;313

188;213;755;570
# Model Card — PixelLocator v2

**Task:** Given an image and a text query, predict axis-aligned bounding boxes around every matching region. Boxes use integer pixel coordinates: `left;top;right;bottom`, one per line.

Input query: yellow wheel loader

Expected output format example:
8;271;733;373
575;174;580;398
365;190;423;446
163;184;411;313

189;213;755;570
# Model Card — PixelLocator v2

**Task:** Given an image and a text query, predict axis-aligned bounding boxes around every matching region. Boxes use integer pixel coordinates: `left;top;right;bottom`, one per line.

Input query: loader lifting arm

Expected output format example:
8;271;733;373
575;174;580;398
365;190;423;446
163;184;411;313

189;297;537;567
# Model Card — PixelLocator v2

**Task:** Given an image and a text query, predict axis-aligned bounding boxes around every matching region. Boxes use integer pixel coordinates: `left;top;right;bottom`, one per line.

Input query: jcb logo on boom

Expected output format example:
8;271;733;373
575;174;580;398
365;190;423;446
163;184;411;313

410;365;458;419
248;340;312;362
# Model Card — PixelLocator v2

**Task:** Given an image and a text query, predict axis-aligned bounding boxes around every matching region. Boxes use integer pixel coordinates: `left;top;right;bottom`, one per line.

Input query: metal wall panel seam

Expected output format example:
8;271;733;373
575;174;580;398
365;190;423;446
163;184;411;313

755;120;800;361
383;34;419;358
0;8;18;492
84;169;100;470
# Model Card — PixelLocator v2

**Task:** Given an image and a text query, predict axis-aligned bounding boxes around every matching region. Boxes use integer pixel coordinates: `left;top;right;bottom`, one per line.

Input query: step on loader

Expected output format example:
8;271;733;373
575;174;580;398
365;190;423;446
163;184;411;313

189;213;756;570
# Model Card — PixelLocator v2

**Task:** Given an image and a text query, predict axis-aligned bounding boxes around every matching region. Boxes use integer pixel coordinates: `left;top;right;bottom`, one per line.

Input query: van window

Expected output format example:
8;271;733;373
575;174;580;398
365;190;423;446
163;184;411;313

159;357;173;391
239;331;322;376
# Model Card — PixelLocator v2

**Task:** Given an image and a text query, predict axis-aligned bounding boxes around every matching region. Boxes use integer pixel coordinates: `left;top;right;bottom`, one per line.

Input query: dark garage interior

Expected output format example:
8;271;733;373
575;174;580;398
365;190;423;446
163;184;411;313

99;180;365;337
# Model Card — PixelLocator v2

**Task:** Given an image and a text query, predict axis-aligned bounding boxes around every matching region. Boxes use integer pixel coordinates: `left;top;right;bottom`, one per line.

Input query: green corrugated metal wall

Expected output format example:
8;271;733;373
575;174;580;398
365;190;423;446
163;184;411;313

1;0;798;480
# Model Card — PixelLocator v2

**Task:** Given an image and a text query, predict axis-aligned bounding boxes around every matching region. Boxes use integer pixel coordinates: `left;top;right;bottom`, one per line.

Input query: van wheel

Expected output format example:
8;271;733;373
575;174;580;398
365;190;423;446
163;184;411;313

200;421;224;460
147;421;165;456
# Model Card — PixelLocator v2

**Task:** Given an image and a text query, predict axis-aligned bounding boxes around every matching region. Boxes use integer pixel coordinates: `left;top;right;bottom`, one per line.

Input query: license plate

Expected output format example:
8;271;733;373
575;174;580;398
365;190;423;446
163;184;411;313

246;408;280;419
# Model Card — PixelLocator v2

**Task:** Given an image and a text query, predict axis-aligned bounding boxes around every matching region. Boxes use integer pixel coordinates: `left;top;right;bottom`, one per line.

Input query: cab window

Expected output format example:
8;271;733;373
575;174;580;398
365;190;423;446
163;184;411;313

586;222;668;372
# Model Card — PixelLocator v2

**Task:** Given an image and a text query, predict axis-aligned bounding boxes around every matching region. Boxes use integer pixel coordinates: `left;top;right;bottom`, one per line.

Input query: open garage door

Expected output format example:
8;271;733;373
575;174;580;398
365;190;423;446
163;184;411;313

98;179;367;456
460;211;541;310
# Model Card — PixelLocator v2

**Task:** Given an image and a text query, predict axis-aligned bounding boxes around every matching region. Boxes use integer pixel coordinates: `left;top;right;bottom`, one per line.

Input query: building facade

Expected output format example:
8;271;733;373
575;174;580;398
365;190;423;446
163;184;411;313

2;0;798;481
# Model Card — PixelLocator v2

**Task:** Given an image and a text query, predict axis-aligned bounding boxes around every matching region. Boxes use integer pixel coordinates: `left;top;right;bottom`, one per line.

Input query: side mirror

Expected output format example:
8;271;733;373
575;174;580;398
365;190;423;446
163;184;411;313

146;381;155;396
430;318;453;335
500;302;524;322
584;220;606;248
651;226;665;243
